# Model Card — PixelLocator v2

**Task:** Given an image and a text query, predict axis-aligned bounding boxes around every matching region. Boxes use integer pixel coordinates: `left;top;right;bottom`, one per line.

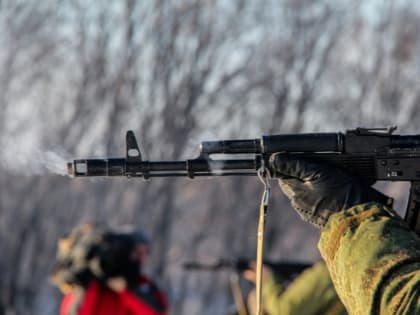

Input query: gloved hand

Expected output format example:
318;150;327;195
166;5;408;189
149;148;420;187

269;154;393;228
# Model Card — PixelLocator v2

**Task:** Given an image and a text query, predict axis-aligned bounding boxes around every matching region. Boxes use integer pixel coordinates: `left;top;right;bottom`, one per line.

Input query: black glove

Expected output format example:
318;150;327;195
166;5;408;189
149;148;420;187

269;154;393;228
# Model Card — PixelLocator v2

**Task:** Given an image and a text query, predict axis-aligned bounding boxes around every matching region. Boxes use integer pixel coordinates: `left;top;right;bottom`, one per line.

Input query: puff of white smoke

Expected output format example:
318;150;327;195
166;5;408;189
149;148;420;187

0;137;71;176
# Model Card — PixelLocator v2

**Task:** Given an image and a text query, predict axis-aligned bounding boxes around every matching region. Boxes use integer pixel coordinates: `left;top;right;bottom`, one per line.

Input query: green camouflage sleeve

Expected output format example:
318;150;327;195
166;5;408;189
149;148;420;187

318;202;420;315
262;262;347;315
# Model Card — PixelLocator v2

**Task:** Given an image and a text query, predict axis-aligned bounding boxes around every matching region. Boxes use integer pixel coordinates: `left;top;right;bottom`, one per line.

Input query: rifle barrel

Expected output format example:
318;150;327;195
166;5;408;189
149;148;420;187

183;260;313;278
67;158;260;178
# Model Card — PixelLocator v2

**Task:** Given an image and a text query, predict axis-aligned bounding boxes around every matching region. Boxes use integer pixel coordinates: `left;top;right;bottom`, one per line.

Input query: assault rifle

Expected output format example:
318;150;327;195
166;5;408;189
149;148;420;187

183;258;312;280
66;127;420;234
184;258;312;315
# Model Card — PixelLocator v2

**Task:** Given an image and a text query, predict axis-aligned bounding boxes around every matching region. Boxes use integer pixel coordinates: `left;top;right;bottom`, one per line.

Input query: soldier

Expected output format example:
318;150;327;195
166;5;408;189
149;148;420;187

120;228;168;314
243;261;347;315
50;223;168;315
269;154;420;314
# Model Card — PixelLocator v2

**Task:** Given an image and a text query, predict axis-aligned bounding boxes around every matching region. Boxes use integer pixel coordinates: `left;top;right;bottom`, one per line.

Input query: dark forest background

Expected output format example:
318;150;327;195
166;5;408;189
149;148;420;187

0;0;419;314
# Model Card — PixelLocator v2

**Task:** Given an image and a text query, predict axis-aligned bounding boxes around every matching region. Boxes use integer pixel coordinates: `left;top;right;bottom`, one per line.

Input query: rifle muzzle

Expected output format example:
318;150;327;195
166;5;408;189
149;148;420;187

67;159;126;177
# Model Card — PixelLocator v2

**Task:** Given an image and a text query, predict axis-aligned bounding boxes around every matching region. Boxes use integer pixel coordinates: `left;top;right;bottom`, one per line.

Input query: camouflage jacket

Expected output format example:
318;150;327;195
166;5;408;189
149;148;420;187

261;261;347;315
319;202;420;315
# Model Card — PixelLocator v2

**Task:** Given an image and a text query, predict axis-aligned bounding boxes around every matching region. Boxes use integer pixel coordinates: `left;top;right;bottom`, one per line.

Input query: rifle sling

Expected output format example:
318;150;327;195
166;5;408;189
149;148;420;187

255;168;270;315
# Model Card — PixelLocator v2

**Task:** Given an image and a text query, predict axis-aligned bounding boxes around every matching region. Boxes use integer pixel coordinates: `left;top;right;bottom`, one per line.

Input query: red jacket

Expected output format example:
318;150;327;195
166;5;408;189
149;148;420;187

61;276;168;315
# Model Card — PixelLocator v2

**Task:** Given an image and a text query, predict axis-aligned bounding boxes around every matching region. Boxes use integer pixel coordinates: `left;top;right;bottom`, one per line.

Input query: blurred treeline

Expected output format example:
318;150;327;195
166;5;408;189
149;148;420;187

0;0;419;314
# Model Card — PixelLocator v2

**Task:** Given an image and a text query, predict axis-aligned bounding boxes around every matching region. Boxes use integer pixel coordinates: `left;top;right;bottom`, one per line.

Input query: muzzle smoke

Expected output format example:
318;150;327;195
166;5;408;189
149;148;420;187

0;137;70;176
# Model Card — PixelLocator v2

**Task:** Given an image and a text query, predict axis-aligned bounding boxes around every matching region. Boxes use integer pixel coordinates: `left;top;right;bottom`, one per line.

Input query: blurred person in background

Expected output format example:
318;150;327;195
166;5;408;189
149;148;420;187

243;261;347;315
50;223;168;315
269;154;420;314
120;227;169;314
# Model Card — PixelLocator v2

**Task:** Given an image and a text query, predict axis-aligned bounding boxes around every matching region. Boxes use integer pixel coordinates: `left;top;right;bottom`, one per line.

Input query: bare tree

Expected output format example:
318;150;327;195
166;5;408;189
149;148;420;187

3;1;420;315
